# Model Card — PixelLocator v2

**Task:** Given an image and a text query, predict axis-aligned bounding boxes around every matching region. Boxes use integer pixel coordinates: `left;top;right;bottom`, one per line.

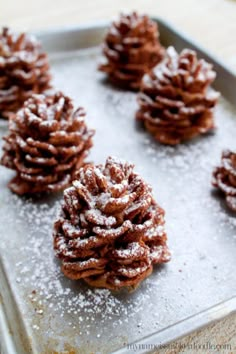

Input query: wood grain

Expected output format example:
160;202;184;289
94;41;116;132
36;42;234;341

1;0;236;352
158;314;236;354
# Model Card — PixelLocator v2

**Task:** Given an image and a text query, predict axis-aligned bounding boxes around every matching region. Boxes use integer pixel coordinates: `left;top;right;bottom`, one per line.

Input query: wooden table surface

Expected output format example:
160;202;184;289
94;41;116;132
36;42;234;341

1;0;236;353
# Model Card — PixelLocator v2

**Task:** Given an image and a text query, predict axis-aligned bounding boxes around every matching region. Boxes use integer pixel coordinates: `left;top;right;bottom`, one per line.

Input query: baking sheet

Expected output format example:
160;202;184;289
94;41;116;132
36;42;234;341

0;19;236;354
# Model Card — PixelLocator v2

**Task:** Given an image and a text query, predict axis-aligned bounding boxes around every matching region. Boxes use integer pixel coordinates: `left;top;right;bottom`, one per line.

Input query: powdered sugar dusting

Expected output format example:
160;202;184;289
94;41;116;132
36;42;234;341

0;48;236;353
0;187;164;352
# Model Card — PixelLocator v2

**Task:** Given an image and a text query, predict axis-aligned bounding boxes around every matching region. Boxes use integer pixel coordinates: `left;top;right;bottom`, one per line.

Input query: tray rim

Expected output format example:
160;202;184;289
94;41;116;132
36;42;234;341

31;18;236;352
0;17;236;354
35;18;236;76
36;18;236;107
112;297;236;354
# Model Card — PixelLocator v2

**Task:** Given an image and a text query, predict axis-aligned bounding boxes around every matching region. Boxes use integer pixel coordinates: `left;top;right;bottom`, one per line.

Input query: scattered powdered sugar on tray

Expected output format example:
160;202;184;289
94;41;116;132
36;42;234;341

0;49;236;353
0;188;166;352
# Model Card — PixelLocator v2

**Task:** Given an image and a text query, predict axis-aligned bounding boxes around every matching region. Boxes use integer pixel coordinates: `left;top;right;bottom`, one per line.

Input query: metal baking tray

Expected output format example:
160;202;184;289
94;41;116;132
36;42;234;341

0;18;236;354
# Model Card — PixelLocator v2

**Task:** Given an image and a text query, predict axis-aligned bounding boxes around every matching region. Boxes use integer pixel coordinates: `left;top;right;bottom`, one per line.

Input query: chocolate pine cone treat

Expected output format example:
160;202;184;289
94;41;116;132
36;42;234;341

212;150;236;212
0;92;94;195
99;12;164;90
53;156;171;290
136;46;220;145
0;27;51;118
